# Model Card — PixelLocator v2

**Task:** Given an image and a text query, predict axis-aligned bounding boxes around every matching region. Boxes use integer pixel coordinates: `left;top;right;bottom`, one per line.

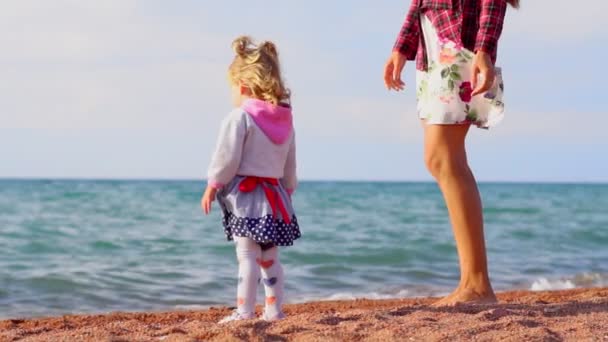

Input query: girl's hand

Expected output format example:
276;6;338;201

201;187;217;215
383;51;407;91
471;51;495;96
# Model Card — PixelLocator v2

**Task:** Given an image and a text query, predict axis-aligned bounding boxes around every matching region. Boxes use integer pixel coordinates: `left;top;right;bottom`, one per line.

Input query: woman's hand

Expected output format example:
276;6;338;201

384;51;407;91
201;187;217;215
471;51;495;96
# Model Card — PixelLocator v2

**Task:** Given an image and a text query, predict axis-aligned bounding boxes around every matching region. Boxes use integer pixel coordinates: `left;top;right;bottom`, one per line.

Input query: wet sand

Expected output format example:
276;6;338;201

1;288;607;341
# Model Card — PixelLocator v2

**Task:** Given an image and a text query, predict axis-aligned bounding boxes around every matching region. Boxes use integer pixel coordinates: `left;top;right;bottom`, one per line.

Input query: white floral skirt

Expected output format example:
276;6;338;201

416;15;505;128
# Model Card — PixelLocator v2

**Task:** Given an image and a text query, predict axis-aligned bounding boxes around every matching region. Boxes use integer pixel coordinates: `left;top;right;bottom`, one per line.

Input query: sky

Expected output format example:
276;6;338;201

1;0;607;182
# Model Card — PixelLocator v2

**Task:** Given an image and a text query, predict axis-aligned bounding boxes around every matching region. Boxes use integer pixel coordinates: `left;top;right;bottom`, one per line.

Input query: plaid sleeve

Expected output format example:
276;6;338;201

393;0;421;60
474;0;507;56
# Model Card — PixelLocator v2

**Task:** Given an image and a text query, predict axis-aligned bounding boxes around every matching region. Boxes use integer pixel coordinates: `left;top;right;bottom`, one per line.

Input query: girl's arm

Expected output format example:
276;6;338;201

282;133;297;195
207;110;247;189
475;0;507;57
393;0;421;60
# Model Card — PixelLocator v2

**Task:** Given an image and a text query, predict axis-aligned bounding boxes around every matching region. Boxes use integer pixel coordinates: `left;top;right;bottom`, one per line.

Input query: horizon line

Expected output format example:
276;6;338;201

0;177;607;185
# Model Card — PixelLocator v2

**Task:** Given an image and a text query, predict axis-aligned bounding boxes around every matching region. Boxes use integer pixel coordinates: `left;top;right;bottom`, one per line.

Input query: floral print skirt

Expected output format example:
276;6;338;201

416;15;505;128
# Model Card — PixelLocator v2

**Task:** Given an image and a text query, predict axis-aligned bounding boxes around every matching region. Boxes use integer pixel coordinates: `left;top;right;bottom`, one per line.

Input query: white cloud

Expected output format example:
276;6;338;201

504;0;608;40
1;61;229;130
0;1;233;64
296;95;421;143
0;1;605;180
0;1;233;130
490;109;608;143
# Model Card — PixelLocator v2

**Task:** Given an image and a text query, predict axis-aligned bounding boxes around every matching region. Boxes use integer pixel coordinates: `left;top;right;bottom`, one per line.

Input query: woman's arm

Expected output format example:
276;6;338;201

393;0;421;60
471;0;507;96
385;1;420;91
475;0;507;57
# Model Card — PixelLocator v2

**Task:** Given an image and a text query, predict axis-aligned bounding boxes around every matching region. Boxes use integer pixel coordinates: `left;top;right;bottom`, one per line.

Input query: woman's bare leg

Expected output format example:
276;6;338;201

423;123;496;306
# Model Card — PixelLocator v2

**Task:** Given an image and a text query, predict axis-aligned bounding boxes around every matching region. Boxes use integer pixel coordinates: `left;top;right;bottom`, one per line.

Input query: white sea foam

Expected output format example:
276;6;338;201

530;273;608;291
321;289;413;301
292;287;446;304
530;278;576;291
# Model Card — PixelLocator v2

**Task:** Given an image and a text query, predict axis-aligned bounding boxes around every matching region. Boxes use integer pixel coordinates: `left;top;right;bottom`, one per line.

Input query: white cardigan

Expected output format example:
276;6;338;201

207;102;297;192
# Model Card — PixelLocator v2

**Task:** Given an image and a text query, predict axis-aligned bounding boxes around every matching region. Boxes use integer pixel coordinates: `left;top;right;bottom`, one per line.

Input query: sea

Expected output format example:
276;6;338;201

1;179;607;319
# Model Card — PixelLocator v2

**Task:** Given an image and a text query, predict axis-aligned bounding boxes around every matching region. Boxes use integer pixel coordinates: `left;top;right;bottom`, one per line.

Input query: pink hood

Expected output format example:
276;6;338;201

242;98;293;144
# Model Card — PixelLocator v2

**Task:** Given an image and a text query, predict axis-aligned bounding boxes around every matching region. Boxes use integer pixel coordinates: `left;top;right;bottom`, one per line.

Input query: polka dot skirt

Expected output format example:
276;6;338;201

222;212;301;246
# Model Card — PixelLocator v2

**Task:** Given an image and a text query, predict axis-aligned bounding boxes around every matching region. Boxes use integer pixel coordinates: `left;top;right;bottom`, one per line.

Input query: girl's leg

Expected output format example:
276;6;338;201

259;245;285;320
234;237;261;315
423;123;496;306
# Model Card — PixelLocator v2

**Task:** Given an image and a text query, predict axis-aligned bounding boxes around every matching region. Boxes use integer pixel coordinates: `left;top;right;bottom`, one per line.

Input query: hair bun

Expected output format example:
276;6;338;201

232;36;253;56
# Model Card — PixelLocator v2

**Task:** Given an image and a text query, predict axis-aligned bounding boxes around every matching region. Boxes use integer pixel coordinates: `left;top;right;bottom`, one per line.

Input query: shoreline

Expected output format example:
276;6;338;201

2;288;607;341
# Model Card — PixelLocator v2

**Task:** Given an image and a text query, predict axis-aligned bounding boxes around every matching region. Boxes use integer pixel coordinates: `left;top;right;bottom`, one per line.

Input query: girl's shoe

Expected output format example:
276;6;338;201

218;311;255;324
261;311;286;321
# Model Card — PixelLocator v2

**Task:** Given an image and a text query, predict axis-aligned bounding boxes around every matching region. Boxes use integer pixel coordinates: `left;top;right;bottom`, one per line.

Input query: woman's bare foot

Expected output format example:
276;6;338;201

432;287;497;307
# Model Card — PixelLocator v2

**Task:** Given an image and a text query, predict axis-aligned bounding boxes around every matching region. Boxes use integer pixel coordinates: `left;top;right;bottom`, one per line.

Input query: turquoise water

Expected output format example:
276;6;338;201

1;180;607;319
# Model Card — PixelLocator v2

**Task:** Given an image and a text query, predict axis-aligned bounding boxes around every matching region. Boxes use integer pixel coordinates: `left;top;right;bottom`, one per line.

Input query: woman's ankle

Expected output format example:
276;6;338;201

460;272;493;293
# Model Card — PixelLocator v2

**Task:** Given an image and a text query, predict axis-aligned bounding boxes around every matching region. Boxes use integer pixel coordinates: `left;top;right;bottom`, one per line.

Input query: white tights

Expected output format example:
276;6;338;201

234;237;284;317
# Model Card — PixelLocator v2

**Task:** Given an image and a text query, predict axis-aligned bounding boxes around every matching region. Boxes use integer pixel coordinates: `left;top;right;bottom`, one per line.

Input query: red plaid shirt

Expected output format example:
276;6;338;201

394;0;507;71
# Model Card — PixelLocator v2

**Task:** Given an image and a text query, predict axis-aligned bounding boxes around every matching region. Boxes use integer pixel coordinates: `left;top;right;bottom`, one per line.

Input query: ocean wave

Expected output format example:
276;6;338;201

293;286;446;303
530;278;575;291
298;274;608;303
530;273;608;291
317;289;414;301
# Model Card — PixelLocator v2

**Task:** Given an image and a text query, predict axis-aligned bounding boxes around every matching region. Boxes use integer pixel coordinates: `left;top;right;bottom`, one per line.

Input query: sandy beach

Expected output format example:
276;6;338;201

1;288;606;341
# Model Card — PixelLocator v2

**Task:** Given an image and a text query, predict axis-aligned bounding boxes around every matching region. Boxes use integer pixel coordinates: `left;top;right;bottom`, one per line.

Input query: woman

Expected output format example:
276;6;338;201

383;0;518;306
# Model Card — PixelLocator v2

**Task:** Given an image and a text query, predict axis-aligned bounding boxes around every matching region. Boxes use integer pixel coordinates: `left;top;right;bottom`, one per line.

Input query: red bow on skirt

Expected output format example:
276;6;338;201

238;177;291;225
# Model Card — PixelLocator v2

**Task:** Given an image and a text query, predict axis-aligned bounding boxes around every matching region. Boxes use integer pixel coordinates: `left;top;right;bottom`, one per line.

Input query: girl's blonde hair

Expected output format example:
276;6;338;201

228;36;291;105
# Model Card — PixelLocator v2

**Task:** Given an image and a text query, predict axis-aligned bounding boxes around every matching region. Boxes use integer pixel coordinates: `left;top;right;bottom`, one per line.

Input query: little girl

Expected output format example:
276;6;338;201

201;36;300;323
